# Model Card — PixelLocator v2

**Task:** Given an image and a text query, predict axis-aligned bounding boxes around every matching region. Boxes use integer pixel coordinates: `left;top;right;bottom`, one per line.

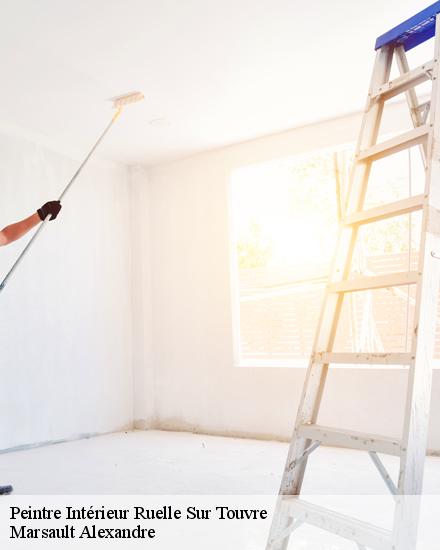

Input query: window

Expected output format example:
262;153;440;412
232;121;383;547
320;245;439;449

230;143;439;368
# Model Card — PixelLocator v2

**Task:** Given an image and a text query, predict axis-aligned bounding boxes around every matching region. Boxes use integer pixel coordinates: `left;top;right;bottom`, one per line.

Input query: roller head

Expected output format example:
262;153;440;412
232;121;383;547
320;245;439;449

109;91;144;110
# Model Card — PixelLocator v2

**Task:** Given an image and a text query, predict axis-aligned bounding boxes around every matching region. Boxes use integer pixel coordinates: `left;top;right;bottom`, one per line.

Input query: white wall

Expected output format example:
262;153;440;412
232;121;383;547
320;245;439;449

138;102;440;453
3;102;437;456
0;131;133;450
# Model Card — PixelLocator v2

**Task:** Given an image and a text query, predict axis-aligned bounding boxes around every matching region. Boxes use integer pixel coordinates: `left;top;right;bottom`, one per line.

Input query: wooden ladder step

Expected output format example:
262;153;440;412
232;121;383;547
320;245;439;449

313;352;414;366
297;424;401;456
285;499;393;550
344;194;424;226
358;125;430;162
371;60;435;100
329;271;418;293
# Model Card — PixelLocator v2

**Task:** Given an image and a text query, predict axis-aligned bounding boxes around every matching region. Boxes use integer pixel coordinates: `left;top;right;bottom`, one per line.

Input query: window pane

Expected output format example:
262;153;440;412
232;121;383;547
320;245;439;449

231;146;440;368
231;151;340;366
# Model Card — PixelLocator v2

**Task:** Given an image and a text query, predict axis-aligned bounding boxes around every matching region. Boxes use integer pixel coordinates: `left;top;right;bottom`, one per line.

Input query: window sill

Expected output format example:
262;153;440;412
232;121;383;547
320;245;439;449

236;358;440;370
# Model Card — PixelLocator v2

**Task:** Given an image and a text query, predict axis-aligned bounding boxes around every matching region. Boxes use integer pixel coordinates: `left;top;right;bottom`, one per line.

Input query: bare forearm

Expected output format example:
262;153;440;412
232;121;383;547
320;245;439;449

0;201;62;247
0;213;40;246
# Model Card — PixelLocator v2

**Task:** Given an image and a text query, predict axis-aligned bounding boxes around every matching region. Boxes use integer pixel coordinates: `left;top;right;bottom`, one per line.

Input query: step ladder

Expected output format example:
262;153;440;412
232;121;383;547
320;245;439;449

267;4;440;549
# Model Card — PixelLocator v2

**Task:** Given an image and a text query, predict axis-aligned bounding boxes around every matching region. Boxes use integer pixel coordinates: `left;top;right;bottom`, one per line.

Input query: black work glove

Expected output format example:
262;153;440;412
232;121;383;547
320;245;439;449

37;201;62;221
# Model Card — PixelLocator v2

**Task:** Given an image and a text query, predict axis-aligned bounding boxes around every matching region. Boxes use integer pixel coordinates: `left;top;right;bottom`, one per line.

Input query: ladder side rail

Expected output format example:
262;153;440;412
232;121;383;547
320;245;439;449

286;44;394;494
392;14;440;550
392;496;422;550
265;45;394;550
397;17;440;497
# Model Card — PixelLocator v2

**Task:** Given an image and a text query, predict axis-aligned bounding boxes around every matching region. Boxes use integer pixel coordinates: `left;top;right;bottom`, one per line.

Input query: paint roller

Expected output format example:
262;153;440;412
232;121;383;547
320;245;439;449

0;91;144;294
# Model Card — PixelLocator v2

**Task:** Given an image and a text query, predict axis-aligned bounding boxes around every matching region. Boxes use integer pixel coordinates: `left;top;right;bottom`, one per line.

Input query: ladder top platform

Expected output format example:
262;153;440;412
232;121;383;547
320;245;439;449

375;1;440;51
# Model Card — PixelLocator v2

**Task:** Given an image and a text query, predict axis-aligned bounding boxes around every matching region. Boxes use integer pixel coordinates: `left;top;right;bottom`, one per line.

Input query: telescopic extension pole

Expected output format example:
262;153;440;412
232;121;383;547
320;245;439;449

0;92;144;294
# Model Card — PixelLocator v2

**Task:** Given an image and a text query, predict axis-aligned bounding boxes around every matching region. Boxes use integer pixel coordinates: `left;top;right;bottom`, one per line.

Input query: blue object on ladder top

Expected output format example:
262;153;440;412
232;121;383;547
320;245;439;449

375;1;440;51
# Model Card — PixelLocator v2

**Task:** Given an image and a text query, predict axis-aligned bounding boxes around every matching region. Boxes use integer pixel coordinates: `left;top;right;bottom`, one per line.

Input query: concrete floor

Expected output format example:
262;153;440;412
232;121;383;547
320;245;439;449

0;430;439;494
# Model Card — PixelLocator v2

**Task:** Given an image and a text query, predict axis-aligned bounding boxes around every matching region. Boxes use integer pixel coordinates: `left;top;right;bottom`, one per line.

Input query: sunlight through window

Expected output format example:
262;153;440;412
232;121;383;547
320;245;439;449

230;144;438;368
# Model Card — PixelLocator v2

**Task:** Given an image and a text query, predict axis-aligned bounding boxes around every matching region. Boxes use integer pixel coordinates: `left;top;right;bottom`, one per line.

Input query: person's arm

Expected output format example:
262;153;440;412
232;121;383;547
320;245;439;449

0;201;62;247
0;213;41;246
